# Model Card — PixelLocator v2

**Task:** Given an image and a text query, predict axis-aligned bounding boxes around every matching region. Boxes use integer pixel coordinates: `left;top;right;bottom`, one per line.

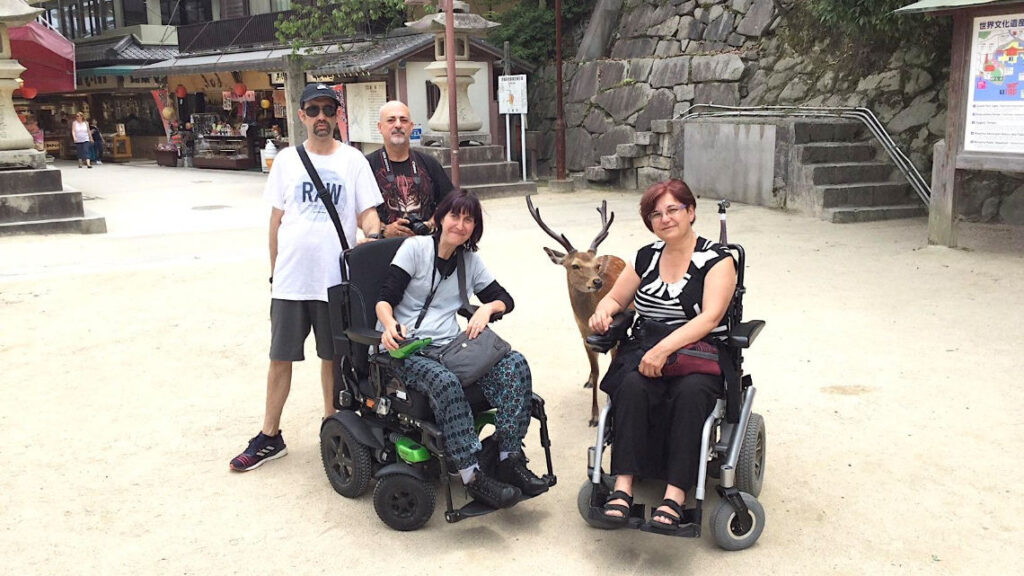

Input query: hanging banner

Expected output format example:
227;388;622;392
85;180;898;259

965;14;1024;153
273;89;286;118
151;88;173;137
331;84;349;143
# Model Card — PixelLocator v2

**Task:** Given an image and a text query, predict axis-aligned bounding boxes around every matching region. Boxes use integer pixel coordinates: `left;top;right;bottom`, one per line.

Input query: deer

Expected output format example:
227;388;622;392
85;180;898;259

526;195;626;426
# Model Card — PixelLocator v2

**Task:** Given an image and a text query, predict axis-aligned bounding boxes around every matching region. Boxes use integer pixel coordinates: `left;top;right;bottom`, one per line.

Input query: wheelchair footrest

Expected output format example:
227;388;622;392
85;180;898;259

638;521;701;538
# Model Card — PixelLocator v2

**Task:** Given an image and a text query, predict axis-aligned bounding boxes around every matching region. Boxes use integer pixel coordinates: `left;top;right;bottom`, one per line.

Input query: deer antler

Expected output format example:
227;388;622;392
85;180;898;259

526;195;576;253
588;200;615;252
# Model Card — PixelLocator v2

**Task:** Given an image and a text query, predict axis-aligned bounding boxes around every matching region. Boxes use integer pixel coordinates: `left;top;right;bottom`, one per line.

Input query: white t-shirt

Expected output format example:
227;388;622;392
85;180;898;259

265;142;383;302
383;236;495;346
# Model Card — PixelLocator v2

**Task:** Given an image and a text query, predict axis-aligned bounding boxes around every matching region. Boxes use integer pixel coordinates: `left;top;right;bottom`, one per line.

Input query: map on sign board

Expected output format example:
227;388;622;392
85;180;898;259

965;14;1024;154
498;75;528;115
346;82;387;143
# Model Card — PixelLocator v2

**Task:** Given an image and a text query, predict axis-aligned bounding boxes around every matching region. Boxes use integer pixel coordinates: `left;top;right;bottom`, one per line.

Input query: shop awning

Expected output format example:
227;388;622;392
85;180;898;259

133;45;344;77
9;22;75;94
77;65;140;77
895;0;1019;14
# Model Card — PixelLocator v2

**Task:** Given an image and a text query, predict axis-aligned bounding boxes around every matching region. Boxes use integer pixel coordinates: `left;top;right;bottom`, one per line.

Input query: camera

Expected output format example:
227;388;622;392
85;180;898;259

405;213;432;236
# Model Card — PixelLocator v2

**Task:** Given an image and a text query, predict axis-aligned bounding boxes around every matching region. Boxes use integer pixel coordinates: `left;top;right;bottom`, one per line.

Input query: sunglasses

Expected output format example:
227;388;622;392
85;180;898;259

303;104;337;118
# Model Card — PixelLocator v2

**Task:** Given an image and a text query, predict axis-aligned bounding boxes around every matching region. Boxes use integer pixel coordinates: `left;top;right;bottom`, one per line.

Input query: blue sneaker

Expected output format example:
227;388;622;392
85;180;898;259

230;431;287;472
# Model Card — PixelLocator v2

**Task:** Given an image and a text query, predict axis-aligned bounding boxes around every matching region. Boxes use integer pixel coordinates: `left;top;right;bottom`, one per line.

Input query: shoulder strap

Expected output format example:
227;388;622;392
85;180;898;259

297;144;349;252
456;249;470;309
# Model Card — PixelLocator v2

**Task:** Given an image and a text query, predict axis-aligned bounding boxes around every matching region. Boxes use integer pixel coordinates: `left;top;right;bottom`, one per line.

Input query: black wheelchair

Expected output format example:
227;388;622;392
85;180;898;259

579;240;767;551
319;237;557;531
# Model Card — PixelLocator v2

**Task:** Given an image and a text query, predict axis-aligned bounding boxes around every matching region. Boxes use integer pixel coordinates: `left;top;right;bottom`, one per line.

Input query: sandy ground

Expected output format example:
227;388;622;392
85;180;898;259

2;160;1022;575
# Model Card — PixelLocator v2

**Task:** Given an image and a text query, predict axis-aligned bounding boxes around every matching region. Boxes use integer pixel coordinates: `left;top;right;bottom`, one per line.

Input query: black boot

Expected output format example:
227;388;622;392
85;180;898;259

466;469;521;509
498;452;549;496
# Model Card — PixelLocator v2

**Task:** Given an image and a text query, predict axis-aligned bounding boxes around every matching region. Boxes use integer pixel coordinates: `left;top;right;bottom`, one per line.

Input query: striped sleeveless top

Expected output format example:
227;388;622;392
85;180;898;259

632;237;733;341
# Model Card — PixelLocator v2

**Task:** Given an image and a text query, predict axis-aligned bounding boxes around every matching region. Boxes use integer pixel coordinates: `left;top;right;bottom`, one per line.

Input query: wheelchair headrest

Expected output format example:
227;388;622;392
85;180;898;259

344;237;406;331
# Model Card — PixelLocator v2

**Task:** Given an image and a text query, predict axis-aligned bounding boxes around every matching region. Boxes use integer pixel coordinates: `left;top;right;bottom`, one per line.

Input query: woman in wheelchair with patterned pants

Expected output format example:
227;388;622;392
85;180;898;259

376;190;549;510
588;179;736;533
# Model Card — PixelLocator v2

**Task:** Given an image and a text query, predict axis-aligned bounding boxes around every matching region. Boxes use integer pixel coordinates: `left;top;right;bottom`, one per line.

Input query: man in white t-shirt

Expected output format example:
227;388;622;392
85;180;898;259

231;84;383;472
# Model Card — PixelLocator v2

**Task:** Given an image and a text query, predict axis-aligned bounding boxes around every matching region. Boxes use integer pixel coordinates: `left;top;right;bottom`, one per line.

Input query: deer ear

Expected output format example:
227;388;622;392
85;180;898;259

543;247;566;264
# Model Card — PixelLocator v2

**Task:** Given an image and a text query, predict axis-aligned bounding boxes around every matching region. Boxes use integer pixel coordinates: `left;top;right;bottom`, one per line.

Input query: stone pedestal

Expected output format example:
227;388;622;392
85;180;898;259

0;148;45;169
0;167;107;235
425;61;483;132
421;130;491;147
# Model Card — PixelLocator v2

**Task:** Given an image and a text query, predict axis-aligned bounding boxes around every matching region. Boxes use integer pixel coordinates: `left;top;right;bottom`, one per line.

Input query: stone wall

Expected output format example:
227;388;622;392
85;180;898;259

527;0;1024;225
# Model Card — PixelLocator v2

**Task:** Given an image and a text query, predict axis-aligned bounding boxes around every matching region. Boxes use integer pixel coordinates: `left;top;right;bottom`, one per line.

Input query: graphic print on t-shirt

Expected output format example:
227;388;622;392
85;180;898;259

294;167;348;222
375;162;436;223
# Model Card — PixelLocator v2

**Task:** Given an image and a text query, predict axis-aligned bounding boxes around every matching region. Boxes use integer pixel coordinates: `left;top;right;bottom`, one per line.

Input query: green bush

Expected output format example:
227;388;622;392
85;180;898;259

804;0;948;47
276;0;407;52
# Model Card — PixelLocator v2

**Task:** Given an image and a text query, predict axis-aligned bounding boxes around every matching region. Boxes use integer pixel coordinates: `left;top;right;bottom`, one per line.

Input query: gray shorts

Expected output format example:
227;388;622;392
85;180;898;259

270;299;333;361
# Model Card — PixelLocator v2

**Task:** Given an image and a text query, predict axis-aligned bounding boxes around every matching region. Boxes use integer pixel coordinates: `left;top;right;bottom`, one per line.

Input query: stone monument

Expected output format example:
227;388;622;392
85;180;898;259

0;0;105;234
406;1;497;146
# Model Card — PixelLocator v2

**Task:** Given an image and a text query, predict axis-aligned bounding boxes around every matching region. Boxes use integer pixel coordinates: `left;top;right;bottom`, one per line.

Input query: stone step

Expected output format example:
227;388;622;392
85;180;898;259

0;167;63;196
416;145;506;165
443;161;522;186
0;213;107;235
824;204;927;223
808;162;894;185
819;182;916;208
798;142;877;164
600;155;630;170
0;191;84;224
793;120;863;144
461;180;537;199
585;166;612;182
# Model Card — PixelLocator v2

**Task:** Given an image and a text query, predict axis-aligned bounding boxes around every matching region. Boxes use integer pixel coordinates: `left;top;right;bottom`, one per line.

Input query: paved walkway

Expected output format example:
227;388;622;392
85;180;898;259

2;161;1022;574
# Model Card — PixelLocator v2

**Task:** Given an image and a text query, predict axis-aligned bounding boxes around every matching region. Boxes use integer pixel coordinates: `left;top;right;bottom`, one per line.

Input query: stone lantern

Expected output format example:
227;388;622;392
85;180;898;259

0;0;44;168
406;1;497;146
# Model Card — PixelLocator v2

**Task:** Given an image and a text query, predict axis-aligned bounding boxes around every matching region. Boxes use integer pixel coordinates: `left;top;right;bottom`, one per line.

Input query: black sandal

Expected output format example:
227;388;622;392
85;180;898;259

644;498;684;534
588;489;633;529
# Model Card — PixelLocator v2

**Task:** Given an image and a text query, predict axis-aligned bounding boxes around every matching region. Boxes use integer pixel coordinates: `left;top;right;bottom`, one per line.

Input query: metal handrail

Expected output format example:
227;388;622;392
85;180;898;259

678;104;931;206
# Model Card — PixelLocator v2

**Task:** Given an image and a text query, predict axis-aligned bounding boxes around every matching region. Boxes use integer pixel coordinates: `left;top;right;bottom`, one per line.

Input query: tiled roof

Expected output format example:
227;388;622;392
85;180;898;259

76;35;178;67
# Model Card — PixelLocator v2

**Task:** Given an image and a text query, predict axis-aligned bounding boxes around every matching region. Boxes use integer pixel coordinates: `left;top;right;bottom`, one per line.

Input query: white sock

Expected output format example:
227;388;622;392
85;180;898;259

459;464;480;484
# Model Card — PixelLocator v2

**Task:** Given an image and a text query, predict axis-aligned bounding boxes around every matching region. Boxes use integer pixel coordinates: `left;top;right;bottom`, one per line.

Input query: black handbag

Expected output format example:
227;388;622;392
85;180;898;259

635;318;721;378
416;246;510;386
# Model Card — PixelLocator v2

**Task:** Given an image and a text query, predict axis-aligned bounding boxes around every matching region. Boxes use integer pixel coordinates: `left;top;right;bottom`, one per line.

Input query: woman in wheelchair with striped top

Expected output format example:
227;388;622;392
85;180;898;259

588;179;736;533
376;190;548;510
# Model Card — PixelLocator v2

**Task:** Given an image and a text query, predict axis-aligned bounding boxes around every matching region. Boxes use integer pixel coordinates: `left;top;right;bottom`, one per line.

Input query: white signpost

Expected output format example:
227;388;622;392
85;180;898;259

498;74;528;181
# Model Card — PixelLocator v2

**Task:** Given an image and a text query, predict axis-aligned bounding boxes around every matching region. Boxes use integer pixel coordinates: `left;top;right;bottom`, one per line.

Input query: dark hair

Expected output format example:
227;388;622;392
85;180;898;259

432;190;484;251
639;179;697;232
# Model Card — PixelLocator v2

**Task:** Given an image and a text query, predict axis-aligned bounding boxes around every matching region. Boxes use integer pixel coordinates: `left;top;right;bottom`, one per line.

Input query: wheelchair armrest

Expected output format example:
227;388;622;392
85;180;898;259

457;305;504;322
585;310;636;353
346;326;383;346
728;320;765;349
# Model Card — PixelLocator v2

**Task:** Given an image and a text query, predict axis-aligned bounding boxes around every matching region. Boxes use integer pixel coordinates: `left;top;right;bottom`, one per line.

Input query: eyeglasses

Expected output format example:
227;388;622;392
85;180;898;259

646;204;687;223
303;104;337;118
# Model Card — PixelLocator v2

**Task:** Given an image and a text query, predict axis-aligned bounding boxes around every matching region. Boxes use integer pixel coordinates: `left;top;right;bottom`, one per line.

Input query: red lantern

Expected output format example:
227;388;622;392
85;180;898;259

233;82;247;97
175;84;188;98
15;87;37;99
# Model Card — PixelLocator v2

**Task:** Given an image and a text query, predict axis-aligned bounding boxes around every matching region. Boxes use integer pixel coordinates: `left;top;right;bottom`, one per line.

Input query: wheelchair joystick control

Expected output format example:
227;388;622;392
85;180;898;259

389;337;433;359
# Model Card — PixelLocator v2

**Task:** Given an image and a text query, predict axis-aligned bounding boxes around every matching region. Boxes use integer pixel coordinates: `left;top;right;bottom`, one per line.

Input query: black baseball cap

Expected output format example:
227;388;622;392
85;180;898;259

300;83;342;107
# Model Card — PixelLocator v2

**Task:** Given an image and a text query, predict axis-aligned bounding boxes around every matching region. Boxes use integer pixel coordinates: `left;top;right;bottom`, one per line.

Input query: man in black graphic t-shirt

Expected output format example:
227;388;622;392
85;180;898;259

367;101;454;238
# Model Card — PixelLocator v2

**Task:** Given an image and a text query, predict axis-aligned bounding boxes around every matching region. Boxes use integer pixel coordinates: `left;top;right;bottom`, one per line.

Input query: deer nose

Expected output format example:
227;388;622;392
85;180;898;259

593;278;603;289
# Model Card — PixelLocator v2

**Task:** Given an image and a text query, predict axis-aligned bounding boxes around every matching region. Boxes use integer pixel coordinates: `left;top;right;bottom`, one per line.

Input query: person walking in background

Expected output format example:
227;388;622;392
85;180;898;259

89;121;104;165
71;112;92;168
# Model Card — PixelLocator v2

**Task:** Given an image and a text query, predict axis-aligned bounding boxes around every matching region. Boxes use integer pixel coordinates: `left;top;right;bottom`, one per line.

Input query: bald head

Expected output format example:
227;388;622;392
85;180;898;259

378;100;413;152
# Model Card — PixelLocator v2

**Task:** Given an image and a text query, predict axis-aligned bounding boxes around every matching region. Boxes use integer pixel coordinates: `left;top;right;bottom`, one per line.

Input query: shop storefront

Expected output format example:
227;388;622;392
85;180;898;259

166;70;288;170
15;70;169;161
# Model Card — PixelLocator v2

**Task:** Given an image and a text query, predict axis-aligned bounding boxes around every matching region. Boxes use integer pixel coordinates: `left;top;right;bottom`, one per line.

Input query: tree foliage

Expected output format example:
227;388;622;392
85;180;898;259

275;0;407;52
487;0;595;64
802;0;948;47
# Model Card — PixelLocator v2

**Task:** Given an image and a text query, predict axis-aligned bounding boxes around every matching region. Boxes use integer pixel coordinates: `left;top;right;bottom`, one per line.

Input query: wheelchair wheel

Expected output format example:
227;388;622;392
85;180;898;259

711;492;764;551
736;413;765;497
576;477;615;527
373;473;436;531
320;418;372;498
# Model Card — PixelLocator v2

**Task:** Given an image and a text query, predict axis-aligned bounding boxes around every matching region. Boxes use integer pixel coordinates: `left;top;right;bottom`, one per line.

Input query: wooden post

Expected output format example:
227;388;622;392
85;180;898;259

929;140;957;246
931;11;972;247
